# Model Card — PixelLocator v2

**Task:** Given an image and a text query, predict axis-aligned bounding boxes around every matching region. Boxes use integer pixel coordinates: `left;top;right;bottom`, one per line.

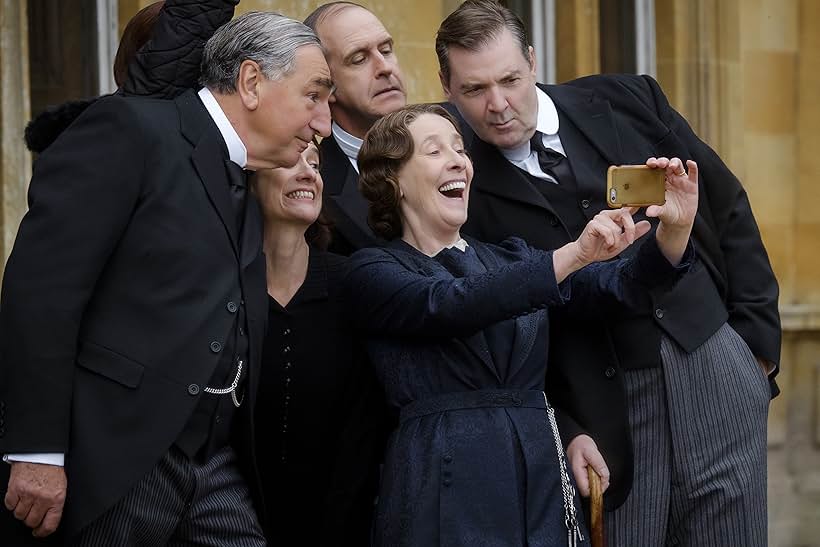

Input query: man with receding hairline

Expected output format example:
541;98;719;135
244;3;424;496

304;2;408;253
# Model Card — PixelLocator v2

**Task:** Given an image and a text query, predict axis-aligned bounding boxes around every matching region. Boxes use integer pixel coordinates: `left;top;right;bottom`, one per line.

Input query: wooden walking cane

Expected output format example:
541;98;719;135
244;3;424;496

587;467;604;547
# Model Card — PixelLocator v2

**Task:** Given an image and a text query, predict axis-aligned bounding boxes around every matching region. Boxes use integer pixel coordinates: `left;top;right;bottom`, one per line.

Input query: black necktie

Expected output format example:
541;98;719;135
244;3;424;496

530;132;570;185
224;159;247;234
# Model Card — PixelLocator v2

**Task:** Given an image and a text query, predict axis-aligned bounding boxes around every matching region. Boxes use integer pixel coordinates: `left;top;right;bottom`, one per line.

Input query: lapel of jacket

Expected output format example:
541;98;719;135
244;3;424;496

320;134;349;197
176;90;240;259
545;82;622;166
241;196;263;268
320;135;378;249
470;136;558;217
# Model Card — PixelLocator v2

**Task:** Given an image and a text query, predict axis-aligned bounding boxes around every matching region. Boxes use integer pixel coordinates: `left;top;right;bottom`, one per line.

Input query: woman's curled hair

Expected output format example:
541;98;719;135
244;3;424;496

357;103;463;240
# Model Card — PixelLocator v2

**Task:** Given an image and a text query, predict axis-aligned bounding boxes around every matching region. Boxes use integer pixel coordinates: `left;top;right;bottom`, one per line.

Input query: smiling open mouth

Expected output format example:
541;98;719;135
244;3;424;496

286;190;315;200
438;181;466;198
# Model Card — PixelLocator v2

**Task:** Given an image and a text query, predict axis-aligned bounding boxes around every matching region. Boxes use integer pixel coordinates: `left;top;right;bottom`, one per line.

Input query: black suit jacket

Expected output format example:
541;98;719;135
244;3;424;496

462;74;781;509
319;135;381;255
0;90;267;537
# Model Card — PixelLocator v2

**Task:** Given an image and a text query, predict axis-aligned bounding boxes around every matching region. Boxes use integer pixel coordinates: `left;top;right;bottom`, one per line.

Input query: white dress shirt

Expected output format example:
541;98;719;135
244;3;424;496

500;87;567;183
331;121;363;173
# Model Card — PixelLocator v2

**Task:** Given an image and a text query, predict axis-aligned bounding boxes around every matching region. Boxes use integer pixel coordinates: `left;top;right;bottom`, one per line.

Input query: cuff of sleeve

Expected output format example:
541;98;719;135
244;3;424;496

629;236;695;285
541;249;572;305
3;453;65;466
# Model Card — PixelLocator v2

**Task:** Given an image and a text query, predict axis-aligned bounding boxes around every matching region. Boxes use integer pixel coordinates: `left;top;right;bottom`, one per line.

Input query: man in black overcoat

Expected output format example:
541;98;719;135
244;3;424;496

436;1;780;545
0;11;332;545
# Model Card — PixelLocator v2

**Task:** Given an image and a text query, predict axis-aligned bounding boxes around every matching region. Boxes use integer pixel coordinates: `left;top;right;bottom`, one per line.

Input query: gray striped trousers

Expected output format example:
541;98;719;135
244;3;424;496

68;445;266;547
605;323;769;547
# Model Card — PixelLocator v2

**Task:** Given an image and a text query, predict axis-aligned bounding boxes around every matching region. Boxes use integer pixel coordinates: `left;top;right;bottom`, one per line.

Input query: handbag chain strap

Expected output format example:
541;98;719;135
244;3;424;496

543;392;584;546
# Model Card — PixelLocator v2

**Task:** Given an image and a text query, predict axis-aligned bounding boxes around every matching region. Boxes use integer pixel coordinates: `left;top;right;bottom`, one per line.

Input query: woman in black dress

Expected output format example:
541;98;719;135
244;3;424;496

344;104;699;546
250;142;384;546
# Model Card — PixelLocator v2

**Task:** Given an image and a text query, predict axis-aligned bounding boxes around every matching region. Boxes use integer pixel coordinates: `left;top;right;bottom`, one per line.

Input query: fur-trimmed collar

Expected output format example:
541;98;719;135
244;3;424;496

24;97;100;153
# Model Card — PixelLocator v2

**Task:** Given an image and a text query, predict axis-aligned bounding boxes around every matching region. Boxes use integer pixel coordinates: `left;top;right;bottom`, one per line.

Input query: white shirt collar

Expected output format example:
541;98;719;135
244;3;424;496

198;87;247;167
536;86;560;135
448;238;469;252
331;121;363;172
500;86;561;162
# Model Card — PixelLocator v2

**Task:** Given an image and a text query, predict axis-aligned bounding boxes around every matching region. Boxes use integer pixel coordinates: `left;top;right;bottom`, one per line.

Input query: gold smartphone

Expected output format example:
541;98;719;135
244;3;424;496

606;165;666;208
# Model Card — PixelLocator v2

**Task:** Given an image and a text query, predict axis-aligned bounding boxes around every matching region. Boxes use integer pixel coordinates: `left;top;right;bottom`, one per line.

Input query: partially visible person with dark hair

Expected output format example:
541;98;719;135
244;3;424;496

249;140;384;546
346;103;699;546
112;1;165;88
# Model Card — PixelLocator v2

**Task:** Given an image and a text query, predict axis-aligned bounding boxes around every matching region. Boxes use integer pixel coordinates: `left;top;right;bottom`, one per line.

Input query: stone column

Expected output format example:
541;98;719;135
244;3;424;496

0;0;32;275
555;0;600;83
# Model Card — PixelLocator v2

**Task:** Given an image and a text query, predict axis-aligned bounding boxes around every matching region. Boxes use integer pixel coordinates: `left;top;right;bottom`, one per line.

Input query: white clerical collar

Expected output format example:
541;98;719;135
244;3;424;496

331;121;363;172
198;87;248;167
500;86;561;163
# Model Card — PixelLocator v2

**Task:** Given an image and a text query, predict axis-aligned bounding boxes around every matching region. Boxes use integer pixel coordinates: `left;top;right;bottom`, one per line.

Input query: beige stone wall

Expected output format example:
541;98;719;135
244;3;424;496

0;0;32;274
654;1;820;544
555;0;600;83
795;0;820;310
237;0;448;103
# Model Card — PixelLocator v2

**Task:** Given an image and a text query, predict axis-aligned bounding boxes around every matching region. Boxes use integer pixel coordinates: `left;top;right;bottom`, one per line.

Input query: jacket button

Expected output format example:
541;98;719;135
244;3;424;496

443;479;452;487
226;301;238;313
188;384;200;395
283;346;291;354
210;341;222;353
581;199;591;209
283;328;291;336
605;366;617;379
443;455;453;463
548;214;559;227
655;308;665;319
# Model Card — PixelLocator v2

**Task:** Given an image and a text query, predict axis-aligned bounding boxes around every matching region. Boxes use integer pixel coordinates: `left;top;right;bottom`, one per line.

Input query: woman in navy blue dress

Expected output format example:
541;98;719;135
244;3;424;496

343;104;699;547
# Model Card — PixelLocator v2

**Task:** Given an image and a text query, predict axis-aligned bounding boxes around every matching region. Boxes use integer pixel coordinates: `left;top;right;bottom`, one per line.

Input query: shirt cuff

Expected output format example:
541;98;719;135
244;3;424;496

3;453;65;467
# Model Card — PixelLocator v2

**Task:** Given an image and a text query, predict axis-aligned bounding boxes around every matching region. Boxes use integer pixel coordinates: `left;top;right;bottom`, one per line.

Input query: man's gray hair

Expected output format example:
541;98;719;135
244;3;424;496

200;11;322;93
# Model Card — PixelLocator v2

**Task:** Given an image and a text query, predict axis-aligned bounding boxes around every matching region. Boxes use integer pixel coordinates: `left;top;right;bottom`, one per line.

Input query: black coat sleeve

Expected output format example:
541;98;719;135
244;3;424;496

342;240;568;337
343;237;691;338
122;0;238;98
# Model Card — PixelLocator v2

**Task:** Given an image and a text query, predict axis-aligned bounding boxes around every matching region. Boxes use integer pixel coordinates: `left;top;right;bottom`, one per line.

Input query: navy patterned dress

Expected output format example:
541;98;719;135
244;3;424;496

343;236;689;547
